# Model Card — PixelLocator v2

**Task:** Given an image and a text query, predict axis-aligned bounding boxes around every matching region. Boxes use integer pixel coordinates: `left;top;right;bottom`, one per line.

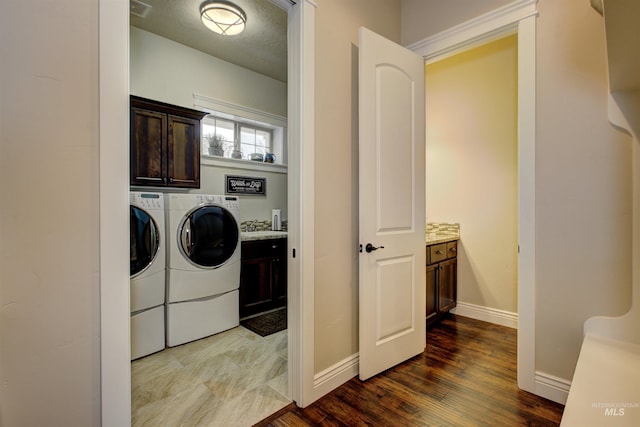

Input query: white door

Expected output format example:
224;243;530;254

358;27;426;380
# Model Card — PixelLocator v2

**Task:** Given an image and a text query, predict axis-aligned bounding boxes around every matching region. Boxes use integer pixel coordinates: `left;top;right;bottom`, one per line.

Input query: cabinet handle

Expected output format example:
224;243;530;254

449;247;456;253
435;250;443;255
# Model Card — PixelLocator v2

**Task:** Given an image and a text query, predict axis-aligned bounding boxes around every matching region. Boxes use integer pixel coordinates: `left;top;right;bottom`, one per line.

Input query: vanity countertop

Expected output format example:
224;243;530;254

241;230;288;242
425;222;460;245
426;233;459;245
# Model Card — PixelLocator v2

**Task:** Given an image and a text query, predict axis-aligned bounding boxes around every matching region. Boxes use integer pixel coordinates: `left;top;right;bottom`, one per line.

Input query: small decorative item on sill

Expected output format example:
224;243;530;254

231;140;242;159
250;153;264;162
206;134;225;156
264;153;275;163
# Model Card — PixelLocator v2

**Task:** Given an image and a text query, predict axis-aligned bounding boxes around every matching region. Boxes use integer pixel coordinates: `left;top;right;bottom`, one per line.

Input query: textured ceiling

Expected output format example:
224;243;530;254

130;0;288;82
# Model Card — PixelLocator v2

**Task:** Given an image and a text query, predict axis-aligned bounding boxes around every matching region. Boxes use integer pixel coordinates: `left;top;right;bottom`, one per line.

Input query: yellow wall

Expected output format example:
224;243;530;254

426;34;519;314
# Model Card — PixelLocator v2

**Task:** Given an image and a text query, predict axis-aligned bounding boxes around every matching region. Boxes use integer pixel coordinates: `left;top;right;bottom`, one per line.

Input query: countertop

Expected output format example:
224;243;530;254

241;230;288;242
241;230;456;243
426;233;459;245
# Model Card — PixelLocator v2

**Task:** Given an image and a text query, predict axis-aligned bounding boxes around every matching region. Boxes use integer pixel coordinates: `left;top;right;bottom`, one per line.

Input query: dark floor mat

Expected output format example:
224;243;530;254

240;308;287;337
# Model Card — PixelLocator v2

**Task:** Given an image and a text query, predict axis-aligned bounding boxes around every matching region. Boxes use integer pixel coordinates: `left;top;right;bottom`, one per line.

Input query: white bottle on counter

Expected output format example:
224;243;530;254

272;209;281;231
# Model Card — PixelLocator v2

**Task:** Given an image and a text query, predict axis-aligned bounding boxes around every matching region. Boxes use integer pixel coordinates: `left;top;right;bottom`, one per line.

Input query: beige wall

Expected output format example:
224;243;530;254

0;0;101;425
314;0;401;372
403;0;633;382
426;35;519;313
401;0;513;45
535;0;631;379
130;27;287;117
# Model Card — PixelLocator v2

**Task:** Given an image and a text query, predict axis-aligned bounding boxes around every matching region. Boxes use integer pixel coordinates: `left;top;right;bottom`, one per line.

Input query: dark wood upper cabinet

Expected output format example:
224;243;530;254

130;96;207;188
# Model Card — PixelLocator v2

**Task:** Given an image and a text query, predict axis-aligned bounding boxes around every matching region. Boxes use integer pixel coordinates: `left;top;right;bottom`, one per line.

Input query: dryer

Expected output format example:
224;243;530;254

165;193;241;346
130;191;166;359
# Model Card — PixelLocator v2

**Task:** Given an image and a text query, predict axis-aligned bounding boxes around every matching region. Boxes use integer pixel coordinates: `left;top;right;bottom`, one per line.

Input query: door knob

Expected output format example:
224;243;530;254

365;243;384;253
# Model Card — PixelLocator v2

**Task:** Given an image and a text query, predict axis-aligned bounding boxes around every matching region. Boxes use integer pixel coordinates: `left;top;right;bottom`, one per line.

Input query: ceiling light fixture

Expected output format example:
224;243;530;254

200;1;247;36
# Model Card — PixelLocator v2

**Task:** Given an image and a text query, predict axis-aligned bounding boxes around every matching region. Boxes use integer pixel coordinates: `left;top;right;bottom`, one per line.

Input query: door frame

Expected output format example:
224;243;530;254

407;0;538;396
98;1;318;424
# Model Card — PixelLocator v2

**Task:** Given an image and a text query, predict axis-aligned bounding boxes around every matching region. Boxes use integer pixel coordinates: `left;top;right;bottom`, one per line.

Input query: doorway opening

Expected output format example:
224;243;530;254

409;0;538;395
99;0;317;424
425;34;519;328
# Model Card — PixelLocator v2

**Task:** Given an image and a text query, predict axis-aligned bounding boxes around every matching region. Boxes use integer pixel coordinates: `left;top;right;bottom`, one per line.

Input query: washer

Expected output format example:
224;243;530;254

165;193;241;347
130;191;166;359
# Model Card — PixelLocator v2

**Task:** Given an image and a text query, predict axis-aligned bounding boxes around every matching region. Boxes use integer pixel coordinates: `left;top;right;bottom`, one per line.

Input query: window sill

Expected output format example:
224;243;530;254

202;154;288;174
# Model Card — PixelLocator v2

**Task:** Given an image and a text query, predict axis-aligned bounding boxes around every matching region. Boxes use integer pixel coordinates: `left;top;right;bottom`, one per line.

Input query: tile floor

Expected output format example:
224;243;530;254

131;326;290;427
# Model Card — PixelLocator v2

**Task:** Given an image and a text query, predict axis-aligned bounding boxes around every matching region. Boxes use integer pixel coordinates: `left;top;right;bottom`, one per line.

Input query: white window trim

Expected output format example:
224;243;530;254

202;155;288;174
195;92;288;168
193;92;287;127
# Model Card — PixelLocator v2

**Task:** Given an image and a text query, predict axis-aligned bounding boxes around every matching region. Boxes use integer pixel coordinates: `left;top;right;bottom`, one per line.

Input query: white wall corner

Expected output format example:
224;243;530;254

312;353;359;401
451;302;518;329
607;93;633;139
534;371;571;405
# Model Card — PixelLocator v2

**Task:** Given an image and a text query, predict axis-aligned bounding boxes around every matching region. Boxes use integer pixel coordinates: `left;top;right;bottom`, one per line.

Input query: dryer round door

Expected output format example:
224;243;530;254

178;205;239;268
130;205;161;277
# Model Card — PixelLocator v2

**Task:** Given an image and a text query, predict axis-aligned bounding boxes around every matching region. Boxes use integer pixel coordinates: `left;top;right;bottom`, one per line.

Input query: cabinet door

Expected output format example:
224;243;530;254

167;115;200;188
239;257;274;318
426;264;438;323
130;108;167;186
438;258;457;313
272;243;287;305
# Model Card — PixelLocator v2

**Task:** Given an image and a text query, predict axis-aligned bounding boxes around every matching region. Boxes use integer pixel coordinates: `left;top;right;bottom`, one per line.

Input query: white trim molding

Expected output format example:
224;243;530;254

451;302;518;329
534;371;571;405
287;0;317;408
407;0;537;63
313;354;359;398
99;0;131;425
408;0;538;398
193;92;288;127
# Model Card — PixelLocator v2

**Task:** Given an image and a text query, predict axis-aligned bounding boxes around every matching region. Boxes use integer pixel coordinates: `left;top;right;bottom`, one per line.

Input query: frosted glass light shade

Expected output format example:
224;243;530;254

200;1;246;36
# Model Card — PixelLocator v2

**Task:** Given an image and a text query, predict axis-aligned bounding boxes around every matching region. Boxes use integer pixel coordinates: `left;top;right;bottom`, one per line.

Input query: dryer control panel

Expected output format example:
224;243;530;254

130;192;164;210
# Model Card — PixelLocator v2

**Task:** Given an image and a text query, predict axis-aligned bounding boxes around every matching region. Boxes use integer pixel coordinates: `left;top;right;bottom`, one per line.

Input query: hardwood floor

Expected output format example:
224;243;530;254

259;315;565;426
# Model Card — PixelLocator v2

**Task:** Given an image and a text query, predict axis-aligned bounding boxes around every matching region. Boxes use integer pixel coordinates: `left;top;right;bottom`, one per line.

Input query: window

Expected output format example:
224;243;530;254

202;116;275;162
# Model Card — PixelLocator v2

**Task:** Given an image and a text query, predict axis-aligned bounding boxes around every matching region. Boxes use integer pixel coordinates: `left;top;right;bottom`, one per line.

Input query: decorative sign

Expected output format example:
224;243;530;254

225;175;266;195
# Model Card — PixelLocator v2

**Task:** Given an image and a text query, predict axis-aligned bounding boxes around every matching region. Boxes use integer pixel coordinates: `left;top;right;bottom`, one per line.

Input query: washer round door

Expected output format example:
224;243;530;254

178;205;239;268
130;205;160;277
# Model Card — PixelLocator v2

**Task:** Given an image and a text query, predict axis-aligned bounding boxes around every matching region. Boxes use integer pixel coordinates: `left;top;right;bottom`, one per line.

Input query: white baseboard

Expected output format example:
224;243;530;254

451;301;518;329
312;353;359;401
307;332;570;408
534;371;571;405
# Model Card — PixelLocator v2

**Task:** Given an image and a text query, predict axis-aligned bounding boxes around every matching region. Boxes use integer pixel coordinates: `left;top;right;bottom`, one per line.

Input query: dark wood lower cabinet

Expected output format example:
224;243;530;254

426;241;457;327
239;238;287;318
